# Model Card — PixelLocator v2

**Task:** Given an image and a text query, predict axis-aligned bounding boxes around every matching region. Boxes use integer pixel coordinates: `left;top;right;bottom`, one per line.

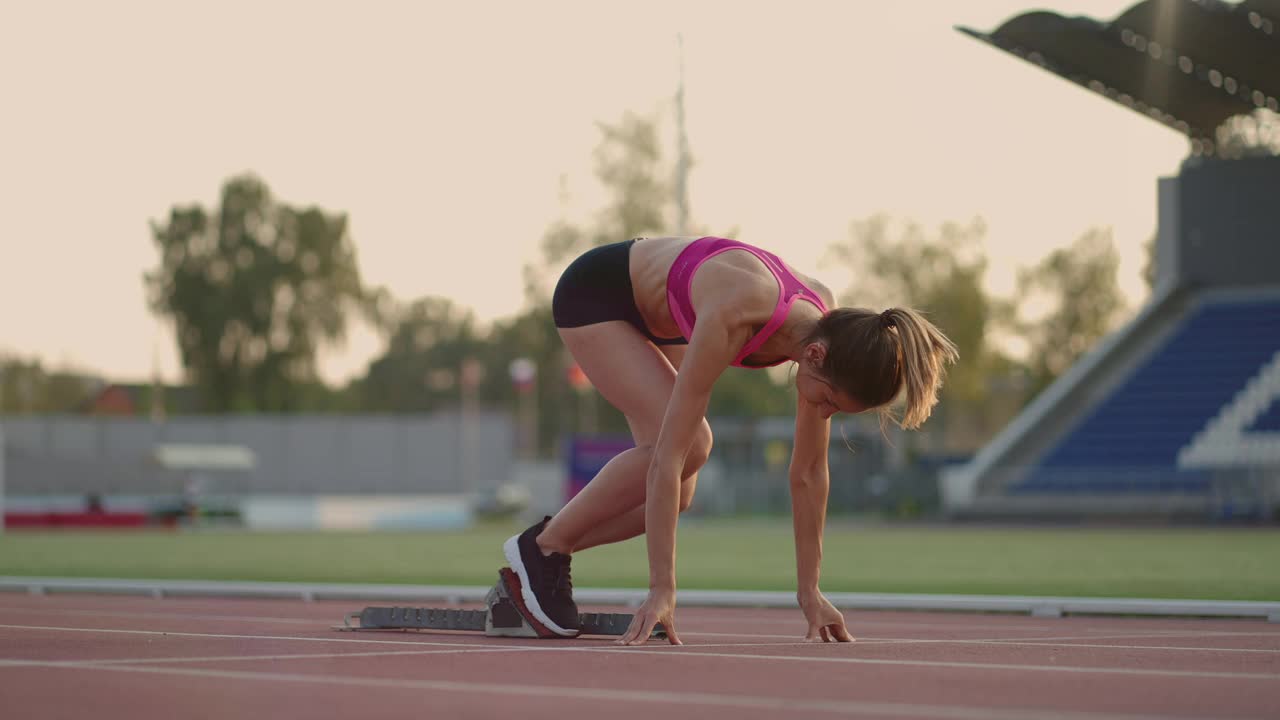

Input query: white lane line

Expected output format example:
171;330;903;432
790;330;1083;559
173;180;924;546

0;660;1204;720
1;623;1275;680
691;632;1280;650
680;631;801;639
0;622;802;650
567;647;1280;680
680;616;1063;631
0;605;319;625
0;621;1049;652
956;641;1280;655
1003;625;1280;635
0;647;533;668
853;631;1280;645
7;604;1275;646
5;612;1245;648
3;622;1272;657
656;641;815;648
0;607;810;641
0;623;527;649
685;615;1280;636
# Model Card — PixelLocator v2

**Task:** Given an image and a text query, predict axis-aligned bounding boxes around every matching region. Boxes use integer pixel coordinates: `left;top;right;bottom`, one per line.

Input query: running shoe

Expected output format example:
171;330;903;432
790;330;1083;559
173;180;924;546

502;516;581;637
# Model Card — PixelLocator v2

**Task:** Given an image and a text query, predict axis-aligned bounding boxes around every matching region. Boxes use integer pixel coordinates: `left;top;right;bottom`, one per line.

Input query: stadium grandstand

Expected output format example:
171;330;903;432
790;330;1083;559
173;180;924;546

945;0;1280;520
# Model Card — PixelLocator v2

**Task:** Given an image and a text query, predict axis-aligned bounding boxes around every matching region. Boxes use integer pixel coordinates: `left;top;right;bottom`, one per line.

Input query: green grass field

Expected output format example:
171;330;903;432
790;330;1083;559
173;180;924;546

1;519;1277;600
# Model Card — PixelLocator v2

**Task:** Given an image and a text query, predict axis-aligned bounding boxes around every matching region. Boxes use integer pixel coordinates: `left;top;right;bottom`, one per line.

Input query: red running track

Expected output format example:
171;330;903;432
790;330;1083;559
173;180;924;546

0;591;1277;719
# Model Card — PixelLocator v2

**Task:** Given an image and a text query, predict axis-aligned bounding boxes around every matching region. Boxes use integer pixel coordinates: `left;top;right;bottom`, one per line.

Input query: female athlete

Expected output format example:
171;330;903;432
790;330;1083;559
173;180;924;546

502;236;958;645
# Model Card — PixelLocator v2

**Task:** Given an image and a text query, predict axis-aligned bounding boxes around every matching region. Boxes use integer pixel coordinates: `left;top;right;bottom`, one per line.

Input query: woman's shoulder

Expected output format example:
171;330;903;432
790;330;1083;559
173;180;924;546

763;247;836;310
800;273;836;309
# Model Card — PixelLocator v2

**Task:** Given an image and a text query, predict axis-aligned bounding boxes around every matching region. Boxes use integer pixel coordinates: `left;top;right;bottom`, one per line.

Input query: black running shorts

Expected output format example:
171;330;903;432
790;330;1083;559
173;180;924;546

551;239;686;346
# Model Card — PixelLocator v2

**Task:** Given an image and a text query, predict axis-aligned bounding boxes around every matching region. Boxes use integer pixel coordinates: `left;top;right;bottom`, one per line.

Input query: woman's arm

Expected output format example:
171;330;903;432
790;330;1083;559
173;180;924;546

646;312;735;586
618;303;745;644
789;393;854;642
790;392;832;596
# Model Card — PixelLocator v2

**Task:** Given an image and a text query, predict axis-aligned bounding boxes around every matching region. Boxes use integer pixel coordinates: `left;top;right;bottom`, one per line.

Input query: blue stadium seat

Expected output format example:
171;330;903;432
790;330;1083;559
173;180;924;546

1012;298;1280;495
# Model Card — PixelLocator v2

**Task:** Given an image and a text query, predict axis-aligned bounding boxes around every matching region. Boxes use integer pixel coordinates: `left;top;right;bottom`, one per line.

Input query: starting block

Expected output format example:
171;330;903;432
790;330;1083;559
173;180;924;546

337;567;665;640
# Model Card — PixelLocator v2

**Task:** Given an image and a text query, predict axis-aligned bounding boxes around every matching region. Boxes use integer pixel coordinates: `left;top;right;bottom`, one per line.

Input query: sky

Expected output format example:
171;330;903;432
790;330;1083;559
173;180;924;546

0;0;1190;385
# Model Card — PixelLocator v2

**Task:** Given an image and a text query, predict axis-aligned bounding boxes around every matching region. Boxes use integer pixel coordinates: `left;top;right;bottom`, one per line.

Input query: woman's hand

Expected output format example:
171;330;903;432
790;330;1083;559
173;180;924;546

799;590;855;643
618;586;682;646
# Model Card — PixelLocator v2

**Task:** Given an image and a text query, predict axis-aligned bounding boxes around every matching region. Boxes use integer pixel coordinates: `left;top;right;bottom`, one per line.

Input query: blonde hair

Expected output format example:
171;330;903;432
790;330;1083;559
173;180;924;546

804;307;958;430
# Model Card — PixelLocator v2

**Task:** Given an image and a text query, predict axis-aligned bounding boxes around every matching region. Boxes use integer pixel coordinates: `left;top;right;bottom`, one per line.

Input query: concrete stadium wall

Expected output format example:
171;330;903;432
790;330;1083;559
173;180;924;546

1159;155;1280;290
0;413;513;497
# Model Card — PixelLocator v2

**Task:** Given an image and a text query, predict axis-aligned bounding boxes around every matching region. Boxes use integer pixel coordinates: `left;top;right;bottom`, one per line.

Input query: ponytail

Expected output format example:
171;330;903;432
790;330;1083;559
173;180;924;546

806;306;958;430
878;308;958;430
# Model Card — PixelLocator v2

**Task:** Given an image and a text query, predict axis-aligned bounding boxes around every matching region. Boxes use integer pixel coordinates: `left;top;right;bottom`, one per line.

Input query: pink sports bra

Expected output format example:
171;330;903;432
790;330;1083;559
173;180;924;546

666;237;829;368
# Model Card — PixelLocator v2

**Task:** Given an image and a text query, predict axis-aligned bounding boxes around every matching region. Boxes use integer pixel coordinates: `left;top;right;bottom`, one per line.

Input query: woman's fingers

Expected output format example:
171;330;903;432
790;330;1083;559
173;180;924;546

617;611;681;645
625;616;658;645
617;612;647;645
662;616;681;646
806;619;855;643
831;622;855;643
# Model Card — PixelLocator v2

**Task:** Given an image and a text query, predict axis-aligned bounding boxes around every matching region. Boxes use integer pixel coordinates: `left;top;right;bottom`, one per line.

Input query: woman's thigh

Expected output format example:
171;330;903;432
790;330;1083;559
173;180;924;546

558;322;678;446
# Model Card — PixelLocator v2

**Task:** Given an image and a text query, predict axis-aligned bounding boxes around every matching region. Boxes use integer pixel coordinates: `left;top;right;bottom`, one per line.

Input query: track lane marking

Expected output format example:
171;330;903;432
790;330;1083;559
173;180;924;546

0;660;1211;720
5;608;1272;647
568;647;1280;680
4;604;1275;643
1;623;1275;680
4;622;1274;654
0;623;528;648
0;647;534;667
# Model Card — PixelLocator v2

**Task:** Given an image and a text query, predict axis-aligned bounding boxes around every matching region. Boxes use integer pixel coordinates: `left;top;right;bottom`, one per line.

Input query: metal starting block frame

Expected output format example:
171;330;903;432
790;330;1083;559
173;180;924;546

337;567;665;640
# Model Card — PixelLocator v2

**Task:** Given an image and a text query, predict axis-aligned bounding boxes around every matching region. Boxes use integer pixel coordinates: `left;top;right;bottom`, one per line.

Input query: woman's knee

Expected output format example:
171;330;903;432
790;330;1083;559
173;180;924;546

680;420;714;481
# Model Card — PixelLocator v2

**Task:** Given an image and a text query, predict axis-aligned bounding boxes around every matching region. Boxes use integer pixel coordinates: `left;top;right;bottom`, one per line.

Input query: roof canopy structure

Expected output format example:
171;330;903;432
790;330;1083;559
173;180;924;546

958;0;1280;154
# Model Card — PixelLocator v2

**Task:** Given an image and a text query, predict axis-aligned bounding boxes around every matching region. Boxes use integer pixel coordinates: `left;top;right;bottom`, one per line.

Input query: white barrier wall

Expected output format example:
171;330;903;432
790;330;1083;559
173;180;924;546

1;413;514;497
239;495;473;530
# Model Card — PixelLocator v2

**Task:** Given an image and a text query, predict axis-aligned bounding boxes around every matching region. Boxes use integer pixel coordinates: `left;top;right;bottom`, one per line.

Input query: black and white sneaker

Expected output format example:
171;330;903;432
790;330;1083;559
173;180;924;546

502;516;581;637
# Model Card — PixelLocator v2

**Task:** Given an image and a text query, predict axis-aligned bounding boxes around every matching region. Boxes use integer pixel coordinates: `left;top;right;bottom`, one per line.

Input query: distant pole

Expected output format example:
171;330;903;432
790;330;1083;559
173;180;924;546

150;338;166;423
459;357;484;495
675;33;691;236
509;358;538;460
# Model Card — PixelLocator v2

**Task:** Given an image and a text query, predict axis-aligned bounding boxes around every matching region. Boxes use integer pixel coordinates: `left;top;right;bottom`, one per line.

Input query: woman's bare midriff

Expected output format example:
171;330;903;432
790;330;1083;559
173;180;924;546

627;237;696;339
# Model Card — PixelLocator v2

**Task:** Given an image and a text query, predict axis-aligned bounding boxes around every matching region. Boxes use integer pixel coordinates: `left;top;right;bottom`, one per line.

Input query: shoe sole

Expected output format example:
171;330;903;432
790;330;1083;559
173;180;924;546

503;534;580;637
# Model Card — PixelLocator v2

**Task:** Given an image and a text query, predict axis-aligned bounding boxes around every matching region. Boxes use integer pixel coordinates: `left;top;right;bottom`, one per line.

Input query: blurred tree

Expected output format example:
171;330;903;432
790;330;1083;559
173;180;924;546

826;215;1019;449
1141;234;1157;292
145;175;366;412
540;112;670;267
0;356;98;413
355;297;483;412
1015;227;1126;398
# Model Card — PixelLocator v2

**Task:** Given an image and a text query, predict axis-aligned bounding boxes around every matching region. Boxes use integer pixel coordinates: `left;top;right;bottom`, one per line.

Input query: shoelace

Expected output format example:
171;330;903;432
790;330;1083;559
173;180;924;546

553;559;574;595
